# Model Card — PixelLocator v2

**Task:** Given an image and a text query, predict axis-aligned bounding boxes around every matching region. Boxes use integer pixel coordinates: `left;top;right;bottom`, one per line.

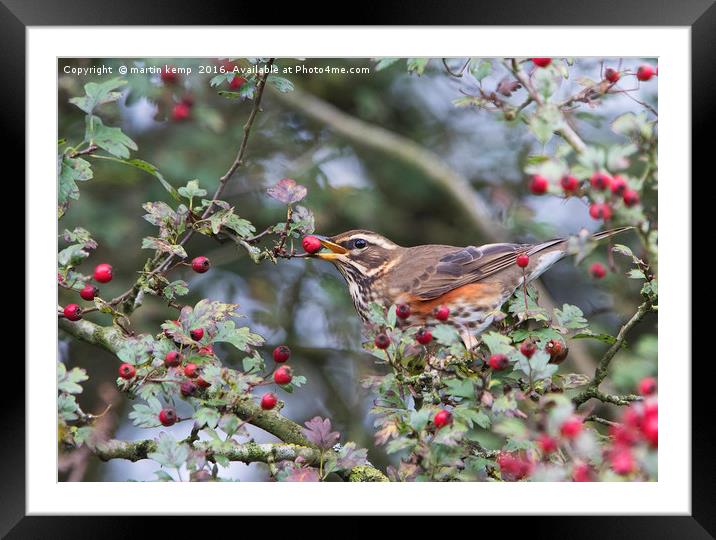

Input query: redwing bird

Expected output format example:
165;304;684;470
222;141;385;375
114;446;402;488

311;227;630;347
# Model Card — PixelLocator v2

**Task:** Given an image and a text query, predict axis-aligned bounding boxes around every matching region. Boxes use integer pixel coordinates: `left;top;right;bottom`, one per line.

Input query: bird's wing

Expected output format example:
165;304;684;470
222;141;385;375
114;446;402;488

399;240;563;301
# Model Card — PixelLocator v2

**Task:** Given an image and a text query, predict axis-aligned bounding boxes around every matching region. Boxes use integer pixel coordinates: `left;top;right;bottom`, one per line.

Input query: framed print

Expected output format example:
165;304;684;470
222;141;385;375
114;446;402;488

6;0;712;535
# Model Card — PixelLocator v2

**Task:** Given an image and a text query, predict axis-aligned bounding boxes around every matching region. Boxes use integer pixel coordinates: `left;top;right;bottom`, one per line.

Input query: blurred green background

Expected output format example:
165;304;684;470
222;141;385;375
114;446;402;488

58;57;657;481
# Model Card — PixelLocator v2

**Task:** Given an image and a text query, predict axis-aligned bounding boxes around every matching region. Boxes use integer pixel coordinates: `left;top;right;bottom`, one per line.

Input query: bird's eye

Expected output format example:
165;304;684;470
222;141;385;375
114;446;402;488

353;238;367;249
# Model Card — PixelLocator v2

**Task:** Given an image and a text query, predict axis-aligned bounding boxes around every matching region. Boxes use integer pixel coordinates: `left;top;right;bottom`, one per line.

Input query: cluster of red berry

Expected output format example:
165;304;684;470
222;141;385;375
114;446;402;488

531;59;657;83
530;170;640;212
160;66;195;122
259;345;294;411
62;263;113;322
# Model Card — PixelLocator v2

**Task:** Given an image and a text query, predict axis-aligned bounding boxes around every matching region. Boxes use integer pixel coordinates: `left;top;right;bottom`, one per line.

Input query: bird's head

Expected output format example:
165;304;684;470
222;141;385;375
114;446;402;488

313;230;401;279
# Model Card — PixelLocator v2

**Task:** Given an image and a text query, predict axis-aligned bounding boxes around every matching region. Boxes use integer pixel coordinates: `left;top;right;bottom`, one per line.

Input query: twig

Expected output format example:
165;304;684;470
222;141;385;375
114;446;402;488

573;301;653;407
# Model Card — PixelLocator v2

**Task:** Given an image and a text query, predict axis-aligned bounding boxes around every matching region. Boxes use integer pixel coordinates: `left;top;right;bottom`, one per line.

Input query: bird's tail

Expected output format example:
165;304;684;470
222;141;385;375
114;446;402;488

591;226;634;242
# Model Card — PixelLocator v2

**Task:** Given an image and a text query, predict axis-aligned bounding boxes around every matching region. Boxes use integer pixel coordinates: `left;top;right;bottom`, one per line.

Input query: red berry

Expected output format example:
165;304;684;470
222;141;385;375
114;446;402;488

623;189;640;207
63;304;82;321
302;235;322;254
416;328;433;345
79;284;99;301
171;103;191;121
529;175;548;194
196;377;211;389
560;175;579;193
609;423;638;446
537;434;558;454
431;305;450;322
641;413;658;447
395;304;411;319
272;345;291;363
160;65;179;84
520;340;537;358
572;462;594;482
164;351;182;368
560;416;583;439
229;75;247;89
374;333;391;350
497;452;532;481
531;58;552;68
638;376;657;396
636;64;656;81
118;363;136;380
190;328;204;341
488;354;509;371
180;381;197;397
516;254;530;268
433;409;453;428
590;172;612;191
191;256;211;273
589;202;613;221
184;363;199;379
545;339;564;359
93;263;113;283
260;392;278;410
589;262;607;279
610;175;628;196
198;345;214;357
604;67;621;83
610;447;636;475
159;407;177;427
274;366;293;385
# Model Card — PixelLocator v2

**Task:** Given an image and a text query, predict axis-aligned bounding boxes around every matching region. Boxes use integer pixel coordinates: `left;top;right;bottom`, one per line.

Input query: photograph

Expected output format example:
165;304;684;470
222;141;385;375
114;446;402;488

56;56;659;484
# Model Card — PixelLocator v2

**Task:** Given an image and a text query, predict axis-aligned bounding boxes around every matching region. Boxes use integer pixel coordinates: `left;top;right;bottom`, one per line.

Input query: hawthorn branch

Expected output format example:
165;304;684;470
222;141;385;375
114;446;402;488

58;316;388;481
573;300;654;407
92;438;320;465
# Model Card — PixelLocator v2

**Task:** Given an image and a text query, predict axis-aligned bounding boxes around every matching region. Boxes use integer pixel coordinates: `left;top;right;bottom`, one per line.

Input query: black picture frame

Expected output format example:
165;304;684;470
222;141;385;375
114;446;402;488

8;0;710;536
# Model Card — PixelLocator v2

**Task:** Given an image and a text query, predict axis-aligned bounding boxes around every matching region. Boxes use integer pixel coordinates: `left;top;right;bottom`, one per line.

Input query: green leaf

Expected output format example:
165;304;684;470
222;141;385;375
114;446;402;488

432;324;460;346
529;104;563;145
57;363;88;394
572;331;617;345
92;157;180;201
212;321;265;352
242;351;265;373
84;115;137;159
408;409;431;432
178;179;207;200
61;227;97;249
194;407;220;429
58;244;90;267
267;75;294;93
148;432;190;469
470;59;492;82
58;155;93;218
554;304;588;330
69;77;126;114
142;237;188;258
374;58;400;71
443;378;475;399
207;208;255;237
482;332;513;355
116;336;154;366
129;397;163;428
58;394;80;421
453;406;490;429
163;280;189;301
406;58;429;75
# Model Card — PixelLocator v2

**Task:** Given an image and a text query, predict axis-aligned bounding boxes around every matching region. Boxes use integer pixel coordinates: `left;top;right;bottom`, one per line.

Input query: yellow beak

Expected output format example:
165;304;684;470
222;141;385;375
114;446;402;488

316;238;349;260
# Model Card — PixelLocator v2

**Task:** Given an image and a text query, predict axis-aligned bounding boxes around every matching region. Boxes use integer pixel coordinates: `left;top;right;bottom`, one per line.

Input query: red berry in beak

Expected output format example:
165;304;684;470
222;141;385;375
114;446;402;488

302;235;322;254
